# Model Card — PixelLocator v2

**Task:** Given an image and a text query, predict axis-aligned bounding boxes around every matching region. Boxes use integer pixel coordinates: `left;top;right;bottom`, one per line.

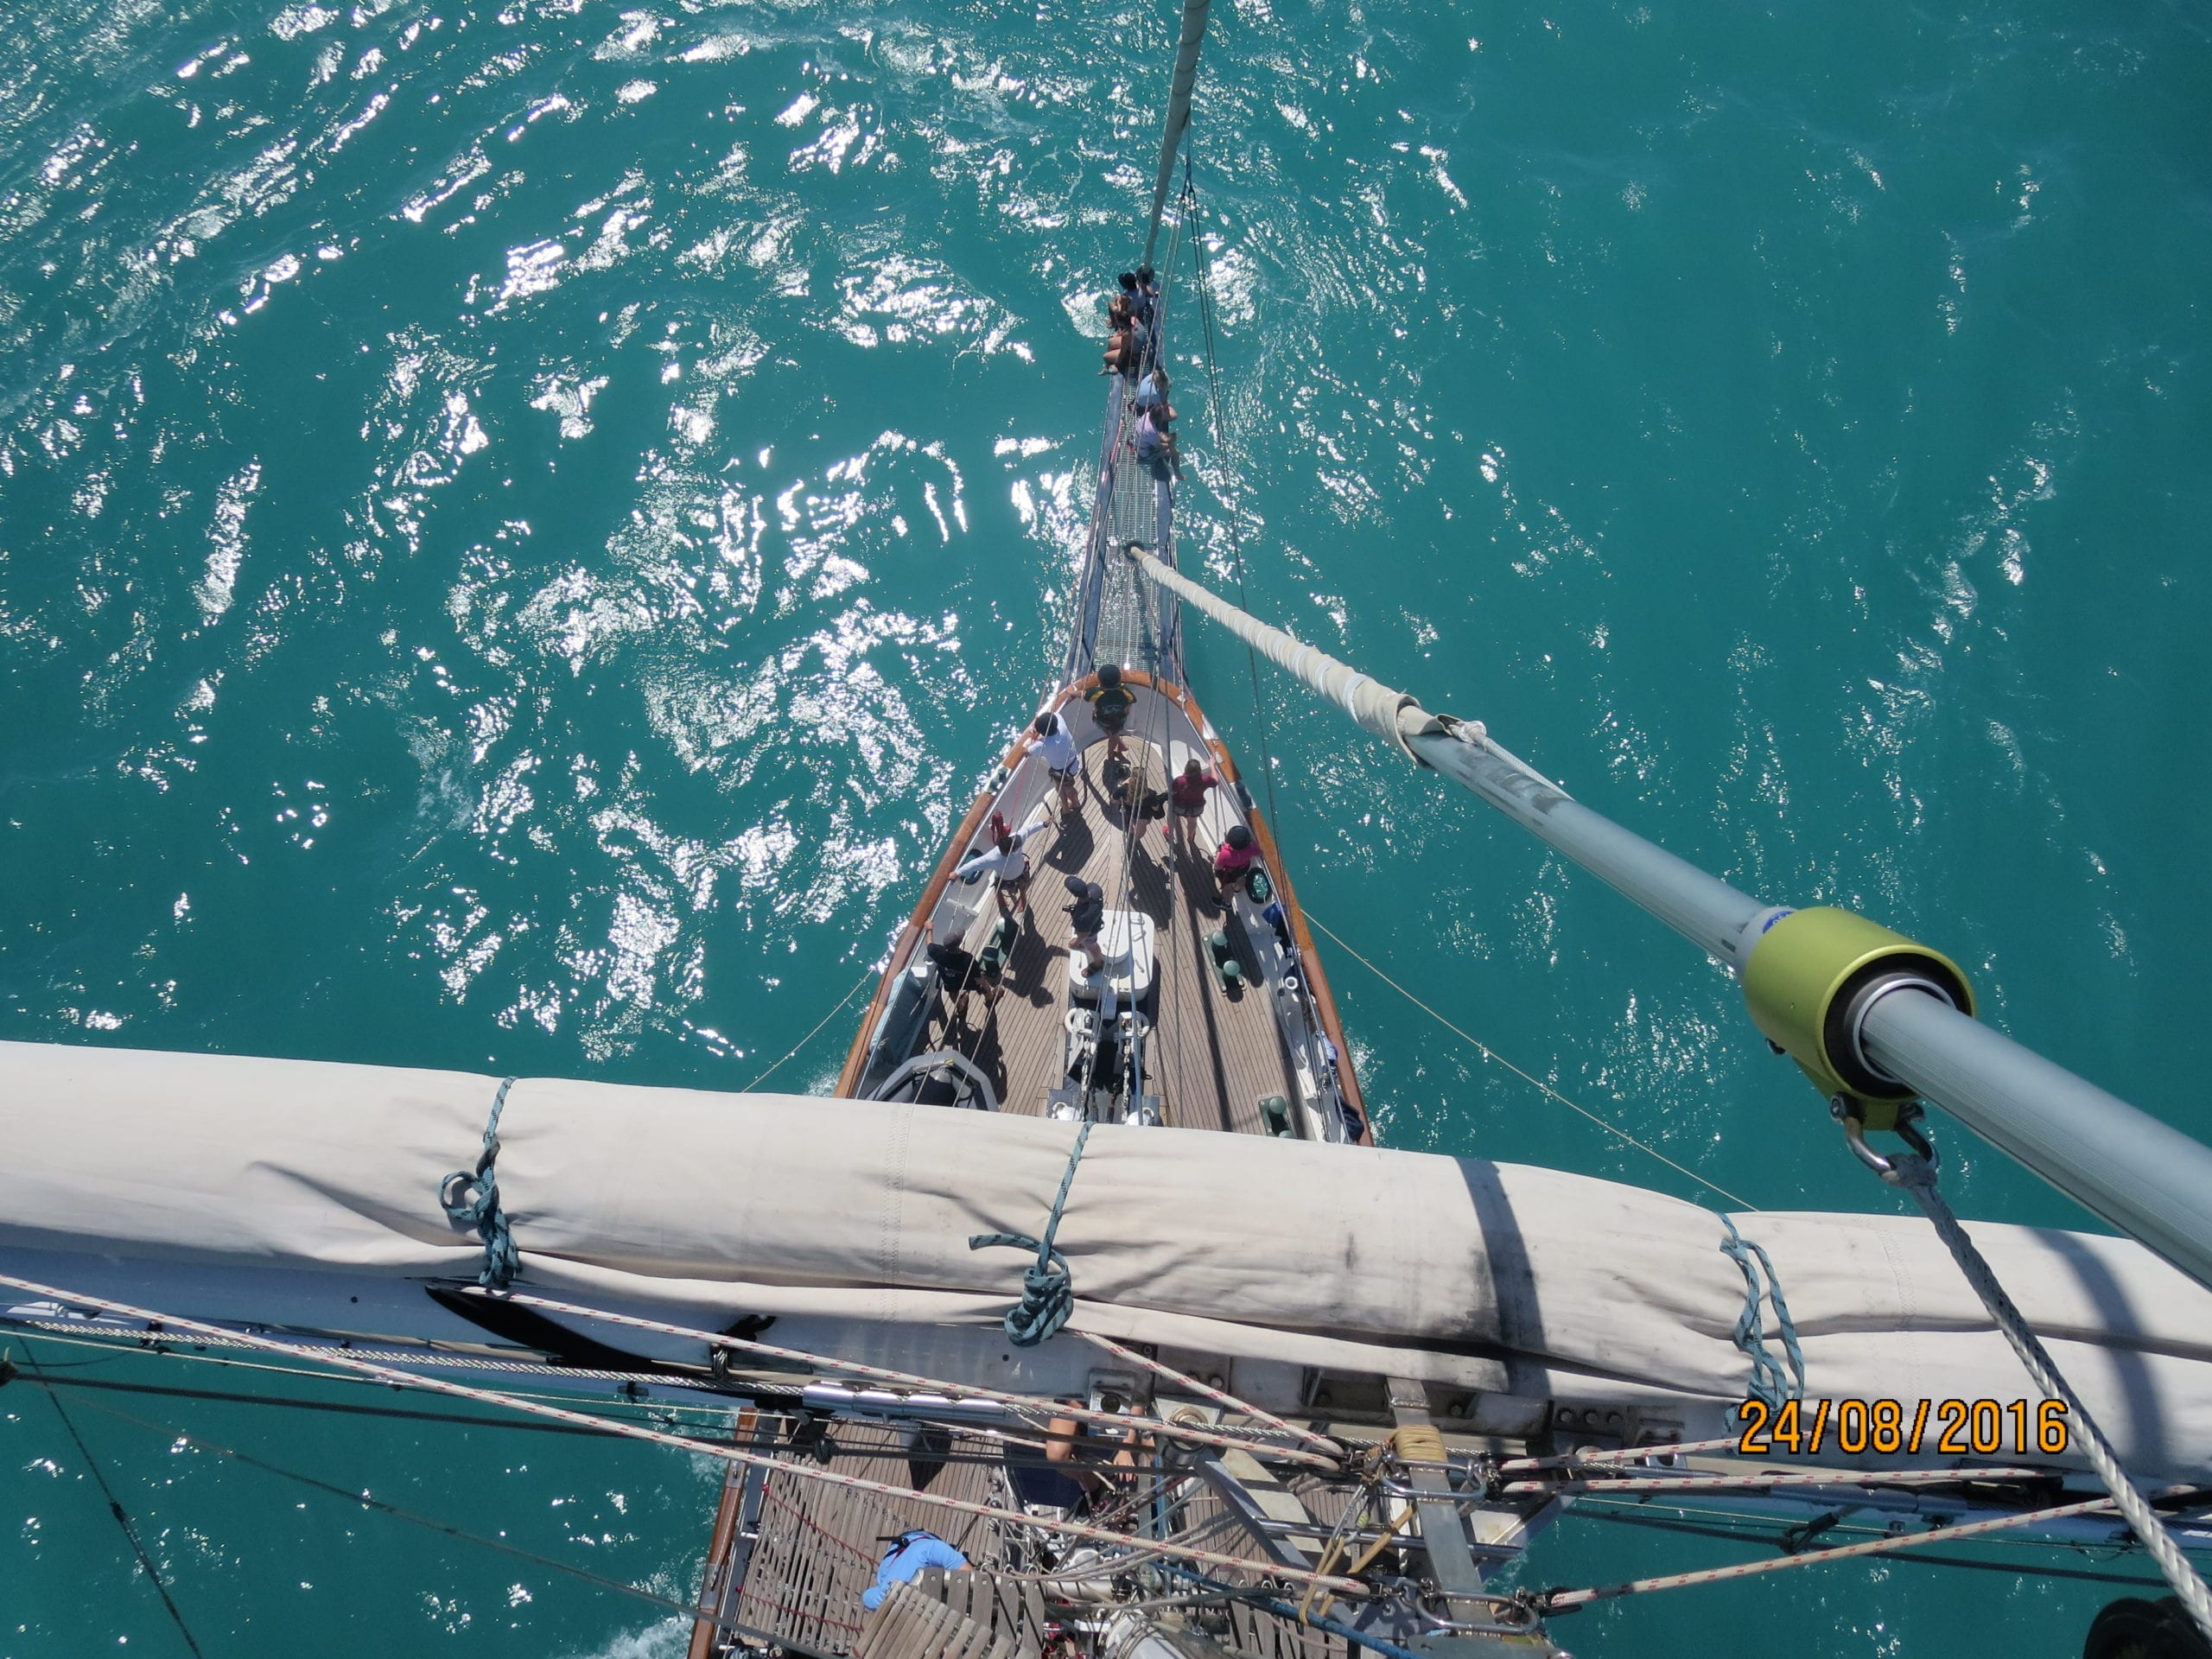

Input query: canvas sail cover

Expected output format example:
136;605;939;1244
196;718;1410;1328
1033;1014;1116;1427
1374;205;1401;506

5;1040;2211;1481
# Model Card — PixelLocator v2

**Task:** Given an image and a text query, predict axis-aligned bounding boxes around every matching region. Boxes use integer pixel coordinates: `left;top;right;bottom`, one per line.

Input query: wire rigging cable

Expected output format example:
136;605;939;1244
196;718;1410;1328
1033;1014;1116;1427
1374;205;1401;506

744;966;876;1091
459;1286;1338;1470
35;1382;833;1655
9;1339;204;1658
1181;158;1280;830
0;1273;1365;1597
1301;906;1760;1211
1889;1152;2212;1643
1541;1489;2208;1611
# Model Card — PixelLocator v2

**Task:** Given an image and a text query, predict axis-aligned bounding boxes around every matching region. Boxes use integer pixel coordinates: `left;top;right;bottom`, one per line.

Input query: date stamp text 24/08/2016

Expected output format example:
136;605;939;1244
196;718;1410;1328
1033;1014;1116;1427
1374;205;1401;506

1736;1398;2069;1458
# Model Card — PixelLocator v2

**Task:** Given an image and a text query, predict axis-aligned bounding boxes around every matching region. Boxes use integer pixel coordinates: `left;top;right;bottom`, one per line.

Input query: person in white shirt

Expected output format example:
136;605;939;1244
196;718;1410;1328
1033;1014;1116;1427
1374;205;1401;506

955;804;1047;915
1031;710;1081;817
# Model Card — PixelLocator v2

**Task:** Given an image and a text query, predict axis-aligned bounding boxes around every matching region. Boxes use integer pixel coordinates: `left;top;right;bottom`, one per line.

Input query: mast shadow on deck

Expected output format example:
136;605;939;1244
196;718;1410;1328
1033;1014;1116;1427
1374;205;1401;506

1162;870;1245;1132
1042;810;1094;872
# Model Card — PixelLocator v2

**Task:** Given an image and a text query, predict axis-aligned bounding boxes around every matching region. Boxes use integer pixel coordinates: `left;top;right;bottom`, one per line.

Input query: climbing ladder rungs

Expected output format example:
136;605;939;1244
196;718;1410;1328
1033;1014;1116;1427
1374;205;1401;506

858;1573;1045;1659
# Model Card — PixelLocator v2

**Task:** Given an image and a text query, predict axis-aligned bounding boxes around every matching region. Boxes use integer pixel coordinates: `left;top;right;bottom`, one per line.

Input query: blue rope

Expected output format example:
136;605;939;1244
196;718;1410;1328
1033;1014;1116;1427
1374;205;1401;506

1719;1216;1804;1410
440;1078;520;1291
969;1122;1092;1347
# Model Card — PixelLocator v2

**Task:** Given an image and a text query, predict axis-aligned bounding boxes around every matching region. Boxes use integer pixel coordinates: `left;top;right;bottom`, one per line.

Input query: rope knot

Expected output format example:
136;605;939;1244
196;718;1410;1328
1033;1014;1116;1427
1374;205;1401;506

1719;1216;1804;1410
969;1122;1090;1348
441;1078;520;1290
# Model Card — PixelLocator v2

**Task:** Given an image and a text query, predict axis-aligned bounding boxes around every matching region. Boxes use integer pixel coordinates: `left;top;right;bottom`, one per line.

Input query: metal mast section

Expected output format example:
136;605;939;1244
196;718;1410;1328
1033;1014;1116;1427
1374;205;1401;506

1144;0;1211;270
1121;542;2212;1294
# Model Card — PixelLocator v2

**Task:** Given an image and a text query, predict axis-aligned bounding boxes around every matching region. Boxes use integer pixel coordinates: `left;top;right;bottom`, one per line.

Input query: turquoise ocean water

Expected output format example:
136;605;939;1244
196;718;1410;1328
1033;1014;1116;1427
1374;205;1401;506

4;0;2209;1651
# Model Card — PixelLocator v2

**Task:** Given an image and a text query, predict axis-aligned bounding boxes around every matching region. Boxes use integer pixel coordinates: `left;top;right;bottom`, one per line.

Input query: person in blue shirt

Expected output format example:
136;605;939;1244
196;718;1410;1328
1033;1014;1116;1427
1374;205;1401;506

861;1529;970;1611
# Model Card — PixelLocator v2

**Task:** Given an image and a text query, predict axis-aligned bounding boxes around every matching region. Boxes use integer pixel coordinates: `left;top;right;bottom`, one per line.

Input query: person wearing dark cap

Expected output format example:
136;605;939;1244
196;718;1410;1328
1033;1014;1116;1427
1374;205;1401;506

924;921;999;1024
1212;823;1260;906
1064;875;1106;976
1121;269;1154;329
1085;663;1135;759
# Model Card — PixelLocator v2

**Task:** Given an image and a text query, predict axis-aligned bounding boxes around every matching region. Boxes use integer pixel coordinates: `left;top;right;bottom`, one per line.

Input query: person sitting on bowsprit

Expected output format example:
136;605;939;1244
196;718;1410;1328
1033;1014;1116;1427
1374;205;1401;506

1101;291;1148;377
1134;402;1181;478
1119;270;1155;330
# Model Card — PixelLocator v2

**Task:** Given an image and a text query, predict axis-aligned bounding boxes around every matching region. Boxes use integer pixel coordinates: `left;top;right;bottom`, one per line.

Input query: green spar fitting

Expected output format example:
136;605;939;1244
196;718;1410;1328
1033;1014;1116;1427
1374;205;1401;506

1741;907;1975;1115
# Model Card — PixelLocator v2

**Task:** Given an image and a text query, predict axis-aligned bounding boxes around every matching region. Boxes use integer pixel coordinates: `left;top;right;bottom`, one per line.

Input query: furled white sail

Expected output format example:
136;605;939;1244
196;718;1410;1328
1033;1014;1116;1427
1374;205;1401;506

6;1040;2212;1482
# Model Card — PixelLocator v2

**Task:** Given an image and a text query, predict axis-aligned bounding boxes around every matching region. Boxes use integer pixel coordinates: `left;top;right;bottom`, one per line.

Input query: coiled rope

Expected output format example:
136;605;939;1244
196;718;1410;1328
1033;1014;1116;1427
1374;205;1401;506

1718;1216;1804;1410
969;1121;1092;1347
1890;1154;2212;1643
439;1077;519;1290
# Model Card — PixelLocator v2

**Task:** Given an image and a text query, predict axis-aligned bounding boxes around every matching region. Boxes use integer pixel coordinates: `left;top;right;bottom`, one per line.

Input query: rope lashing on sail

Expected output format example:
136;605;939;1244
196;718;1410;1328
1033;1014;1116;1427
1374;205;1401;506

1718;1216;1805;1410
438;1077;519;1290
969;1121;1092;1347
1883;1152;2212;1643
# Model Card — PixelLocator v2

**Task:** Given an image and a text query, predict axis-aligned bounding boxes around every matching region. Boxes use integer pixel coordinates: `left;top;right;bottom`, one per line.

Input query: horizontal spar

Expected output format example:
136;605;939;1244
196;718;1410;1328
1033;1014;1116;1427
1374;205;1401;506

1126;543;2212;1292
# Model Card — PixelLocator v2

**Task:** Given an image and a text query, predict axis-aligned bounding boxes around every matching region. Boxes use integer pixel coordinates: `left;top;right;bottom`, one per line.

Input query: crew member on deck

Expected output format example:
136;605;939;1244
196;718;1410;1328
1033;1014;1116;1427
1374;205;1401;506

1212;823;1260;906
1032;709;1082;817
1168;757;1217;845
956;810;1045;916
862;1531;969;1611
1064;876;1107;976
924;923;999;1023
1085;664;1135;759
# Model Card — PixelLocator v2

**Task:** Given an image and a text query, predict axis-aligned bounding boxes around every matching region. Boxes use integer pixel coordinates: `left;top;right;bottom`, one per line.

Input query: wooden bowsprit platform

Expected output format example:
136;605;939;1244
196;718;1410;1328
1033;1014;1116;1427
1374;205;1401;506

709;1423;1008;1658
857;1571;1051;1659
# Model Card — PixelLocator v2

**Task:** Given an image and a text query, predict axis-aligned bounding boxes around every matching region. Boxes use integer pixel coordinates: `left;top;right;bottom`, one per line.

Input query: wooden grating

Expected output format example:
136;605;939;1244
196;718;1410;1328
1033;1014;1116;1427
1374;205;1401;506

726;1423;1007;1657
